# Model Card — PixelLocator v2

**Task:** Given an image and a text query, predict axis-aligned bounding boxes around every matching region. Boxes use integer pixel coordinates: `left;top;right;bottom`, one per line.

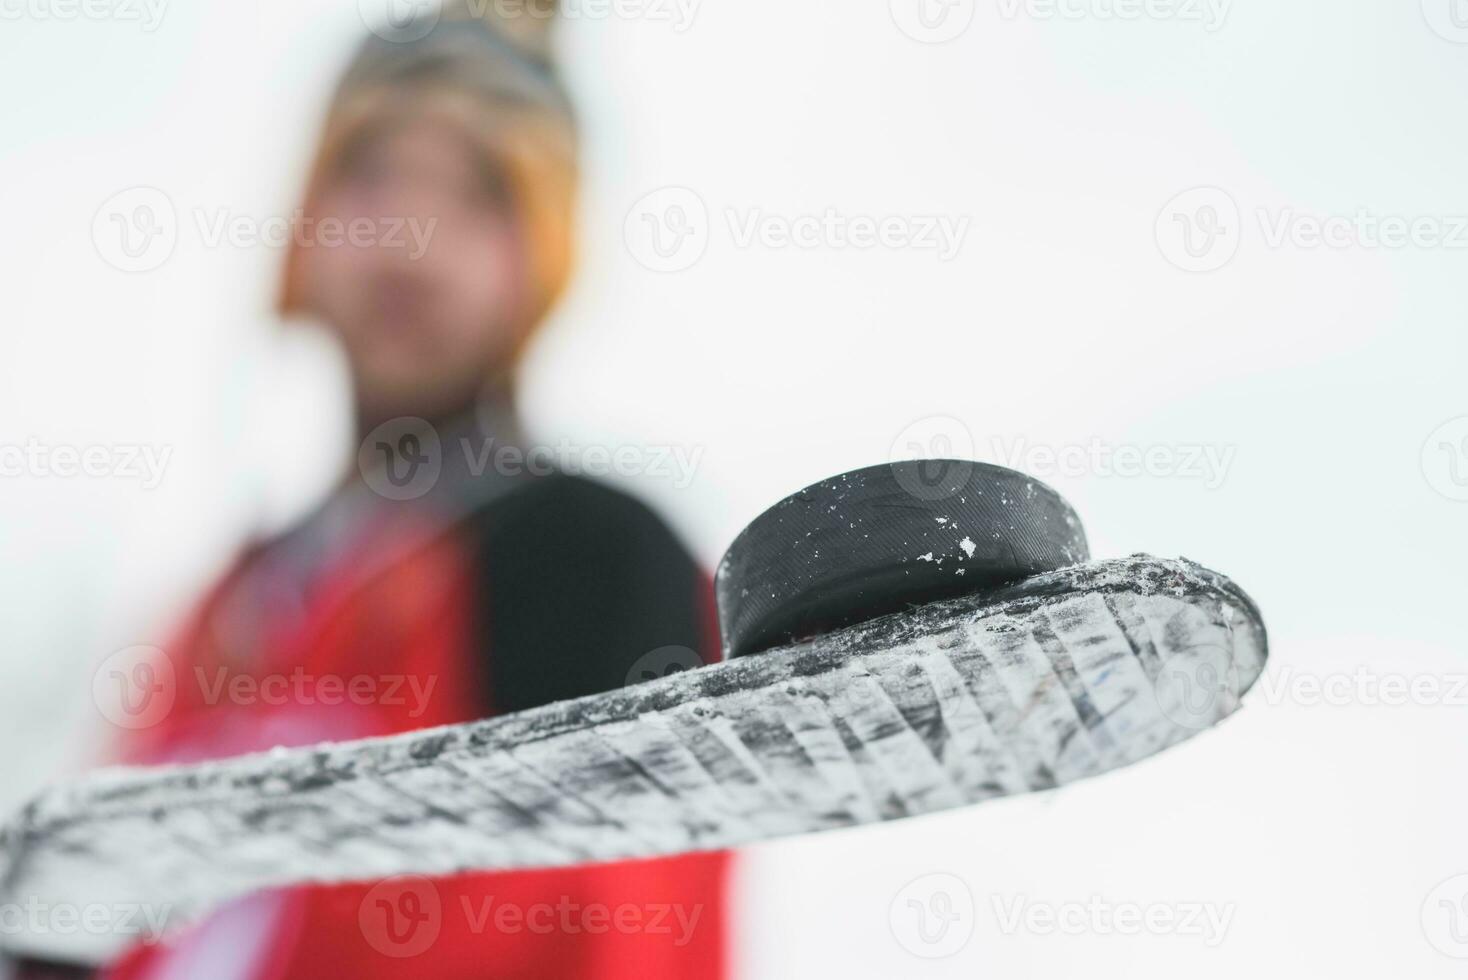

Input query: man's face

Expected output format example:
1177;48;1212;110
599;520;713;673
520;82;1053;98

301;119;527;426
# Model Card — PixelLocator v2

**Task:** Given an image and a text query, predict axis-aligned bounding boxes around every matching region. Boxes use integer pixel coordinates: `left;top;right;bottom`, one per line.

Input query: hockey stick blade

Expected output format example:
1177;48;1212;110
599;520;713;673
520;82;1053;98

0;555;1267;964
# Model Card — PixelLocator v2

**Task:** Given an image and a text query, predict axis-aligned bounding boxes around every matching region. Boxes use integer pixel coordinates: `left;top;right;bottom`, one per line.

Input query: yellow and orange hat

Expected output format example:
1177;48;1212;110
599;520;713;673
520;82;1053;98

279;0;578;360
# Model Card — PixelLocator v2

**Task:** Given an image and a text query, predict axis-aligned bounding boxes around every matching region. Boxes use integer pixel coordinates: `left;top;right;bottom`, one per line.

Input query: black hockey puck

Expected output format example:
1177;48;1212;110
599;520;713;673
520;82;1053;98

715;460;1090;658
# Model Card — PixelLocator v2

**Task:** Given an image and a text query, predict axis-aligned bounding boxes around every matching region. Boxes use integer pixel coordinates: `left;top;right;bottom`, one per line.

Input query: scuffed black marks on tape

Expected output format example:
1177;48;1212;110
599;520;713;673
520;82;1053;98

0;555;1268;967
408;733;457;763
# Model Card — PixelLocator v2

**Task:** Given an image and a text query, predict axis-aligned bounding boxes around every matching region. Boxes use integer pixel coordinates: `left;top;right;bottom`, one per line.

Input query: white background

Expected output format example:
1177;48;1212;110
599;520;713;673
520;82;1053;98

1;0;1465;976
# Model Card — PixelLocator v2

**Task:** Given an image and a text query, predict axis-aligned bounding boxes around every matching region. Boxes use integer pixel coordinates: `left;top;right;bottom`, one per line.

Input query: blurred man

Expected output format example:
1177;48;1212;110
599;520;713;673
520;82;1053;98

63;3;730;977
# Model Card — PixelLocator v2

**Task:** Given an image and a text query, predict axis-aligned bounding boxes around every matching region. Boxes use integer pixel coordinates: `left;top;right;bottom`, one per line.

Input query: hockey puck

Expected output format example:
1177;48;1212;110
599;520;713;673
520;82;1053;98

715;460;1089;658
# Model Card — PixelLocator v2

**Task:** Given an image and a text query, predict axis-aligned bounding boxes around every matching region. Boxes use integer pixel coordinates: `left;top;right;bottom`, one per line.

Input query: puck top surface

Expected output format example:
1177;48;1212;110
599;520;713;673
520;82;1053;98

715;460;1089;658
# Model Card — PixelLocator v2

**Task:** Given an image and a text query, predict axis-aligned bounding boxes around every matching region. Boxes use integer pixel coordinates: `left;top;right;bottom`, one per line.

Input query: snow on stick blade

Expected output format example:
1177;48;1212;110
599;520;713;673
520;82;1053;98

0;555;1266;965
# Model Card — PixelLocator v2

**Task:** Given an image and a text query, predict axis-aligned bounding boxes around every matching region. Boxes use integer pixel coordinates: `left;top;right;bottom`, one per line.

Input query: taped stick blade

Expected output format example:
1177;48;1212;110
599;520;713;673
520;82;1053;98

0;555;1266;965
